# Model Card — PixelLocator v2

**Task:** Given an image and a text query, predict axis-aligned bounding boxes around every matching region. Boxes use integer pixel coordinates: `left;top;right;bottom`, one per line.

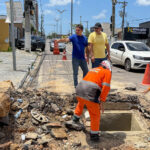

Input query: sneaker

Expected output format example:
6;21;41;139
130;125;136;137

90;133;100;141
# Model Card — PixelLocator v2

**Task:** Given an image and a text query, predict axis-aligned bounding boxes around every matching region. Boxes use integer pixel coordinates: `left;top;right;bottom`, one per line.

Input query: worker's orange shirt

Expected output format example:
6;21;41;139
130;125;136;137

83;66;111;102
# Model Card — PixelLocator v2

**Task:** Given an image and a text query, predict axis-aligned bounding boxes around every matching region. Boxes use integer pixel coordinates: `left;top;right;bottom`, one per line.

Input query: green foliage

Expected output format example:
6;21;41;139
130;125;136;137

47;33;57;39
84;28;90;37
7;47;12;52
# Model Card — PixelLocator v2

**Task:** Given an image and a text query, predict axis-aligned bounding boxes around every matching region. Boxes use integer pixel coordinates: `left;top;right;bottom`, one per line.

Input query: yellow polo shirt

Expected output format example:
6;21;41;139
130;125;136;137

88;32;108;58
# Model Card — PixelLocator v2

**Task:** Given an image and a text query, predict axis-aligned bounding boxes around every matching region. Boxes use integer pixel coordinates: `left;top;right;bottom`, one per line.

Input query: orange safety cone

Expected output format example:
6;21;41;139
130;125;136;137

142;63;150;85
62;49;67;60
53;41;60;55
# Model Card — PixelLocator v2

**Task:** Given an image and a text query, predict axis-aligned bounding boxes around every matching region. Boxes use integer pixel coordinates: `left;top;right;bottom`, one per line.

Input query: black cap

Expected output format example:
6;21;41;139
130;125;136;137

94;22;102;28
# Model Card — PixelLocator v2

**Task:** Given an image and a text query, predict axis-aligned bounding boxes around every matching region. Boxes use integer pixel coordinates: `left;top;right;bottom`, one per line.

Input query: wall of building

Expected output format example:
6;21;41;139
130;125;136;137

14;23;24;39
139;21;150;38
0;19;9;51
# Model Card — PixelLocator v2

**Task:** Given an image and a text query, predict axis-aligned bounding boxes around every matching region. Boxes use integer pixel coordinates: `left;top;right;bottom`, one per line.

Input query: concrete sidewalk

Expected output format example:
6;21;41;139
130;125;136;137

0;50;37;88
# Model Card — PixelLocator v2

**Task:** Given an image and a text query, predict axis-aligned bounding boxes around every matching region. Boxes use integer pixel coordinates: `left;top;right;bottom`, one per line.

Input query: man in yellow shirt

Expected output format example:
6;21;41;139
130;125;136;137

88;23;110;68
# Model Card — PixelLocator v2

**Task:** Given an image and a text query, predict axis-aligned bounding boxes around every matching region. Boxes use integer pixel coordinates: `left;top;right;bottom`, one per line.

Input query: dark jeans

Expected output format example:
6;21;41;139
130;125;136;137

72;58;88;87
92;57;107;68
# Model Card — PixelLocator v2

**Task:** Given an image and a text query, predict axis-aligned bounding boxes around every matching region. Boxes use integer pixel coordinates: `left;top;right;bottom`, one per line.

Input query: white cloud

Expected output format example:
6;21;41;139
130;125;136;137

136;0;150;6
92;10;107;20
44;10;54;15
48;0;71;6
47;0;80;7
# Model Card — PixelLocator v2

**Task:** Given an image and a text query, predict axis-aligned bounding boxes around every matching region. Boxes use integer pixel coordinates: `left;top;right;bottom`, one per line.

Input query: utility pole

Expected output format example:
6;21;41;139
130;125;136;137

10;0;16;70
40;0;44;37
80;16;82;24
118;1;128;40
71;0;73;35
111;0;117;37
56;9;66;35
25;0;31;52
84;21;89;30
41;14;44;36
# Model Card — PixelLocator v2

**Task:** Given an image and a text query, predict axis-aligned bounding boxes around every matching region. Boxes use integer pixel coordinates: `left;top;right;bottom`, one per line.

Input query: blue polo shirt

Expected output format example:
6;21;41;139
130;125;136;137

69;34;88;59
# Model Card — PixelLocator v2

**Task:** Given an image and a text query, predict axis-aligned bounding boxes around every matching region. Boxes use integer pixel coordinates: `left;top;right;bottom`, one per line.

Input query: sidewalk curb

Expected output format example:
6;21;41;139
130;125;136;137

17;52;40;89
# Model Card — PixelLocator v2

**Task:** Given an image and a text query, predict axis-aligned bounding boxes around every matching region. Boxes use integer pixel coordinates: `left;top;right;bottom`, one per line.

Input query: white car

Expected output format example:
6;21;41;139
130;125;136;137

110;41;150;71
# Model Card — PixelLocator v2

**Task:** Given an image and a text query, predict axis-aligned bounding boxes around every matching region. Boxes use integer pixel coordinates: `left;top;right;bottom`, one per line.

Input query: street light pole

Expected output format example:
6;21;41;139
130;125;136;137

55;18;60;34
10;0;16;70
71;0;73;35
56;9;66;35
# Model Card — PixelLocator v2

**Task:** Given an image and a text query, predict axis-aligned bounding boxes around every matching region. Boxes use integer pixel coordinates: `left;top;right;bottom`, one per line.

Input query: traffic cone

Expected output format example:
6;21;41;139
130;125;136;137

53;41;60;55
62;49;67;60
142;63;150;85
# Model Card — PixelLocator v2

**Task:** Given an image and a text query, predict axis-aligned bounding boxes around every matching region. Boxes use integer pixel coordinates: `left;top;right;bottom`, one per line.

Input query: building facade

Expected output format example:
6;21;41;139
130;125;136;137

139;21;150;38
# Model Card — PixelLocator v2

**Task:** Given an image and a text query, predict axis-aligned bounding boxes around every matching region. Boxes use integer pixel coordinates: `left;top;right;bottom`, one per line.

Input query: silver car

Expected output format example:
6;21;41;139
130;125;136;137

50;39;66;52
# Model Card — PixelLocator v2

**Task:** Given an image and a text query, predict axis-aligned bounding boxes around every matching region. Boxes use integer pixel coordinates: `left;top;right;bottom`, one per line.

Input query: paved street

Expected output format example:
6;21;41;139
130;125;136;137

31;40;83;94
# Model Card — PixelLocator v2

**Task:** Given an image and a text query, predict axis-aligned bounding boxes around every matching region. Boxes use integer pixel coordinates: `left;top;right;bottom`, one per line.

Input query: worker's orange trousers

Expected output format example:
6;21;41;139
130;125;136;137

74;96;101;133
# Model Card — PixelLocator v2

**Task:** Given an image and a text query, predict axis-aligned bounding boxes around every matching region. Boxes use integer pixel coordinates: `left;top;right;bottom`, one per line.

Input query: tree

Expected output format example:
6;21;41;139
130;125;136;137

84;28;90;37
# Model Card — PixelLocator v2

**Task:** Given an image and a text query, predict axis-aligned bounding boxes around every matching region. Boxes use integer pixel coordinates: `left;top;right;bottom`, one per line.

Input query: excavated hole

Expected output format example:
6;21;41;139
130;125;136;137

100;112;142;131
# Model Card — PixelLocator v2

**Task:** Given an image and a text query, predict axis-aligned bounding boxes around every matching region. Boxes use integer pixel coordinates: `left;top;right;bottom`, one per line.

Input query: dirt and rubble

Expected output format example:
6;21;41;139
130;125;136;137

0;85;150;150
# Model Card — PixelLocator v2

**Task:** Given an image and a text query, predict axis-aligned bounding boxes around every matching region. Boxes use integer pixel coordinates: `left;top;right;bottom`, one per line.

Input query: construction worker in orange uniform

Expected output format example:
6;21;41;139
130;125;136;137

66;60;112;141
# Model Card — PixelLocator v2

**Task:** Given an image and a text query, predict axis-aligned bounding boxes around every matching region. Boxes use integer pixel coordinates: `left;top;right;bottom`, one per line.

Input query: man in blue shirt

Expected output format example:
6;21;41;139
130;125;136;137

56;24;89;88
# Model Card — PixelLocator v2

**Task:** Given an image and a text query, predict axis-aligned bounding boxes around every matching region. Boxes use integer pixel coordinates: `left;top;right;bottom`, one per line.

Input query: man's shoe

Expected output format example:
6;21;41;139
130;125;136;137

90;133;100;141
72;115;80;122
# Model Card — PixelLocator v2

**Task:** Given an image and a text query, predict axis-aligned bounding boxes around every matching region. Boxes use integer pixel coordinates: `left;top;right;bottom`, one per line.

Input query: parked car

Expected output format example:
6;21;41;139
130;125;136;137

50;39;66;52
16;36;45;51
110;41;150;71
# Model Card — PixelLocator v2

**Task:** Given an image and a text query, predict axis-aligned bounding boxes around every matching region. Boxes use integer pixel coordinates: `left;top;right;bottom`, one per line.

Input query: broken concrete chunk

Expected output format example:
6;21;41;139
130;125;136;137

0;93;10;117
46;122;62;128
51;103;59;112
24;140;32;146
26;132;38;140
10;143;19;150
37;134;51;144
0;141;12;150
0;80;14;93
72;139;81;147
50;128;67;139
11;101;20;111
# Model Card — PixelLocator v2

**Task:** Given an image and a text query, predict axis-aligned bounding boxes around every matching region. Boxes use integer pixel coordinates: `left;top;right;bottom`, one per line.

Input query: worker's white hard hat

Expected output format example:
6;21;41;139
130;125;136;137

100;60;112;72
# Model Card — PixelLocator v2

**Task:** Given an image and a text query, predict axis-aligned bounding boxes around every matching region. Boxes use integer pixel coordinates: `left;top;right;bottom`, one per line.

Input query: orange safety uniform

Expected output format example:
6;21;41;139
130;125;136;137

74;66;111;134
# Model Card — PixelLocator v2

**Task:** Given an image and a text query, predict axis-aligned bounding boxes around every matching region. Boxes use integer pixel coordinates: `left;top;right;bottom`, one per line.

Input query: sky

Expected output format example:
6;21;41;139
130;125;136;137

0;0;150;35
